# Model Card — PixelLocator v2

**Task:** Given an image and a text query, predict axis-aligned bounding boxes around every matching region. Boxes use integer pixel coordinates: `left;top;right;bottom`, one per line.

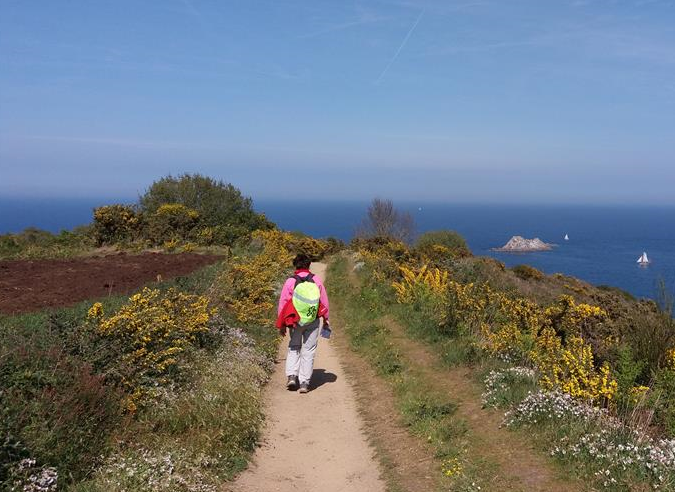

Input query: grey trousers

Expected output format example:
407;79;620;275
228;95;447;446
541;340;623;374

285;319;320;384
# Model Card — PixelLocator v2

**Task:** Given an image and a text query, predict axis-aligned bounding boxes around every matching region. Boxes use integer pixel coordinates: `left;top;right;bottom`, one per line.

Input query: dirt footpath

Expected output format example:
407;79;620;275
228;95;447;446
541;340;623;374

0;252;223;314
228;262;385;492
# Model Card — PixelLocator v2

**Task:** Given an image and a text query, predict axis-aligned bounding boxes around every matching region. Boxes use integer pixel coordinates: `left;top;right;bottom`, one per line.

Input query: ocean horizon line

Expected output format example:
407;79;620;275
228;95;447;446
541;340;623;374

3;196;675;209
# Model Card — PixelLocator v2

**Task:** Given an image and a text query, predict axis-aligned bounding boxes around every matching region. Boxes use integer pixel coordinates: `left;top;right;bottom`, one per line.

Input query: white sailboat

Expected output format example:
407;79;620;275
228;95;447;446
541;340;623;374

564;234;569;241
637;252;650;266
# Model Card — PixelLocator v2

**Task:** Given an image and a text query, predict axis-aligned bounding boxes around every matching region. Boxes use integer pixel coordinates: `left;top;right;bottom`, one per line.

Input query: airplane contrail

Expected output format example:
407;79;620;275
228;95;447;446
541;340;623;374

375;8;425;85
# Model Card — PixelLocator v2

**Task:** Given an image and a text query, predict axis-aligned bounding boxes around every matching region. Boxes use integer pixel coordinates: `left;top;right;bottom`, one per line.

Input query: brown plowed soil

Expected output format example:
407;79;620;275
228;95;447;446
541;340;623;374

0;252;224;315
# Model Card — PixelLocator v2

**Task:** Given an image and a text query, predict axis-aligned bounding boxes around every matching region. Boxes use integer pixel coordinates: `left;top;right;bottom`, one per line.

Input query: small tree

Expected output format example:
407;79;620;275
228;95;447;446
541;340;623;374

139;174;273;245
356;198;415;244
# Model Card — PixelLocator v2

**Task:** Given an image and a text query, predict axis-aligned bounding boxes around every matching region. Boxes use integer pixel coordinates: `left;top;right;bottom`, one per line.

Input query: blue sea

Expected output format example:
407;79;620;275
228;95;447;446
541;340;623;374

1;198;674;301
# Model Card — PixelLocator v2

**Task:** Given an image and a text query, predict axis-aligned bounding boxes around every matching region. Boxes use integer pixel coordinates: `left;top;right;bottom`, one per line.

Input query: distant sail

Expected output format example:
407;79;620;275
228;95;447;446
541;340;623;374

637;252;649;264
564;234;569;241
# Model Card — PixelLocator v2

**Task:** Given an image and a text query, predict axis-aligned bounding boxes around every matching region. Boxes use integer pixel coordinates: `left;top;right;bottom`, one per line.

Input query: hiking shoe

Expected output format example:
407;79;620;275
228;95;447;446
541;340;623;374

286;376;298;391
298;382;309;394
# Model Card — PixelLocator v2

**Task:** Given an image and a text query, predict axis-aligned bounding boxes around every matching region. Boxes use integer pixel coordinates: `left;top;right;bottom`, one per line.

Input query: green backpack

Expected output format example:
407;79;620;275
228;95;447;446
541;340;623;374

292;274;321;326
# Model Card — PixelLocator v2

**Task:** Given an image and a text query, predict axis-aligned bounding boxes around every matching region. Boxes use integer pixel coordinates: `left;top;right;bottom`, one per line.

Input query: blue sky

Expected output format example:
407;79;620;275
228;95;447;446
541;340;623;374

1;0;674;203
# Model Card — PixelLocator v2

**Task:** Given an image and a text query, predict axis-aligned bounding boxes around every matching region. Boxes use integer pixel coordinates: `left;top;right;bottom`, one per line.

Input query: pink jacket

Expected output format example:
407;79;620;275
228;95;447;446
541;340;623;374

277;269;330;322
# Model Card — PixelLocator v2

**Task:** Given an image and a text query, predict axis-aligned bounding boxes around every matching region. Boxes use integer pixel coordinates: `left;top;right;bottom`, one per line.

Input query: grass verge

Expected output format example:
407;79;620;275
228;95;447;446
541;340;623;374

328;257;484;491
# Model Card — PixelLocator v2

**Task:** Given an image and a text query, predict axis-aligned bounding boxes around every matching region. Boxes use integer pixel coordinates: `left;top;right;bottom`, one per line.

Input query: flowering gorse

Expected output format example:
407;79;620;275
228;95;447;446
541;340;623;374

88;287;214;412
386;252;618;404
217;229;294;324
92;204;142;245
88;325;273;491
532;330;617;403
392;264;448;305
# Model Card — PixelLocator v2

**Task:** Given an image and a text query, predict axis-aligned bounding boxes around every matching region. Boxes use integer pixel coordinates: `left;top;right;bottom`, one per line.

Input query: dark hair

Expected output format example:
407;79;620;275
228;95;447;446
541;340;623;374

293;253;311;269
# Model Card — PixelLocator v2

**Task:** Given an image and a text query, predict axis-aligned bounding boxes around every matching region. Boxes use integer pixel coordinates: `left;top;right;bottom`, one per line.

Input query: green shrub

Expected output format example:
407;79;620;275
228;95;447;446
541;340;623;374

0;264;225;489
139;174;273;245
324;236;346;255
651;368;675;434
416;230;471;259
511;264;544;281
597;284;636;302
612;346;646;410
92;204;142;245
0;331;123;484
621;301;675;375
146;203;200;244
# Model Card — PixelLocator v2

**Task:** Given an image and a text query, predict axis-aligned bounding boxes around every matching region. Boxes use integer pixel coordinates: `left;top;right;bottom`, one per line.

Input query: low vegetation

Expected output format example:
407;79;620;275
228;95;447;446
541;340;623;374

0;174;276;260
92;174;274;249
1;196;343;491
349;228;675;490
416;229;472;260
327;258;480;490
0;226;94;260
4;191;673;491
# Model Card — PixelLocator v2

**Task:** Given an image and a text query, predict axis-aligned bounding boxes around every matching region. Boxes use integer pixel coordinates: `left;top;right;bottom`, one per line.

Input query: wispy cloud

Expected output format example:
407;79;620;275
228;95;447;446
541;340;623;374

374;8;425;84
299;12;390;39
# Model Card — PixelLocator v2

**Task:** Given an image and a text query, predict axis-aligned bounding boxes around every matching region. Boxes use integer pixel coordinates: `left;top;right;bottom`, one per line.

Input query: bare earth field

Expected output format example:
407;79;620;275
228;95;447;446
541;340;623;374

0;252;223;315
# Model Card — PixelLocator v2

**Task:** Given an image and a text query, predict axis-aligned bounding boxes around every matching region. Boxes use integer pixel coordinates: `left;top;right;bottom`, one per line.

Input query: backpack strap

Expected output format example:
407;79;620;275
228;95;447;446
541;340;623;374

293;273;315;287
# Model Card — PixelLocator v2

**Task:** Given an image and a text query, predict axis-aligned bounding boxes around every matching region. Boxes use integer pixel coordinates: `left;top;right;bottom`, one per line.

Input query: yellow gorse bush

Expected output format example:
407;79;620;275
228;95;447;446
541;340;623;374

217;229;294;325
544;294;607;338
354;238;412;284
147;203;201;245
384;251;618;404
476;291;543;359
392;264;448;304
629;385;650;404
666;347;675;369
92;204;142;245
531;329;617;402
88;287;214;411
295;236;330;260
154;203;200;220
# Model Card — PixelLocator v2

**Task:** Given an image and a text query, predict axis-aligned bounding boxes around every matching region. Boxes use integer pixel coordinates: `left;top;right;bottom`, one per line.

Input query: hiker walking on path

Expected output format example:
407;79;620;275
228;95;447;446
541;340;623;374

276;254;330;393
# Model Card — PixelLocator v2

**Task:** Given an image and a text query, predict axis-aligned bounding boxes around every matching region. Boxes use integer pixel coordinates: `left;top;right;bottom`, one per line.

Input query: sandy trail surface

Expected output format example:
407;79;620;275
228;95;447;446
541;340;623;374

228;262;385;492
